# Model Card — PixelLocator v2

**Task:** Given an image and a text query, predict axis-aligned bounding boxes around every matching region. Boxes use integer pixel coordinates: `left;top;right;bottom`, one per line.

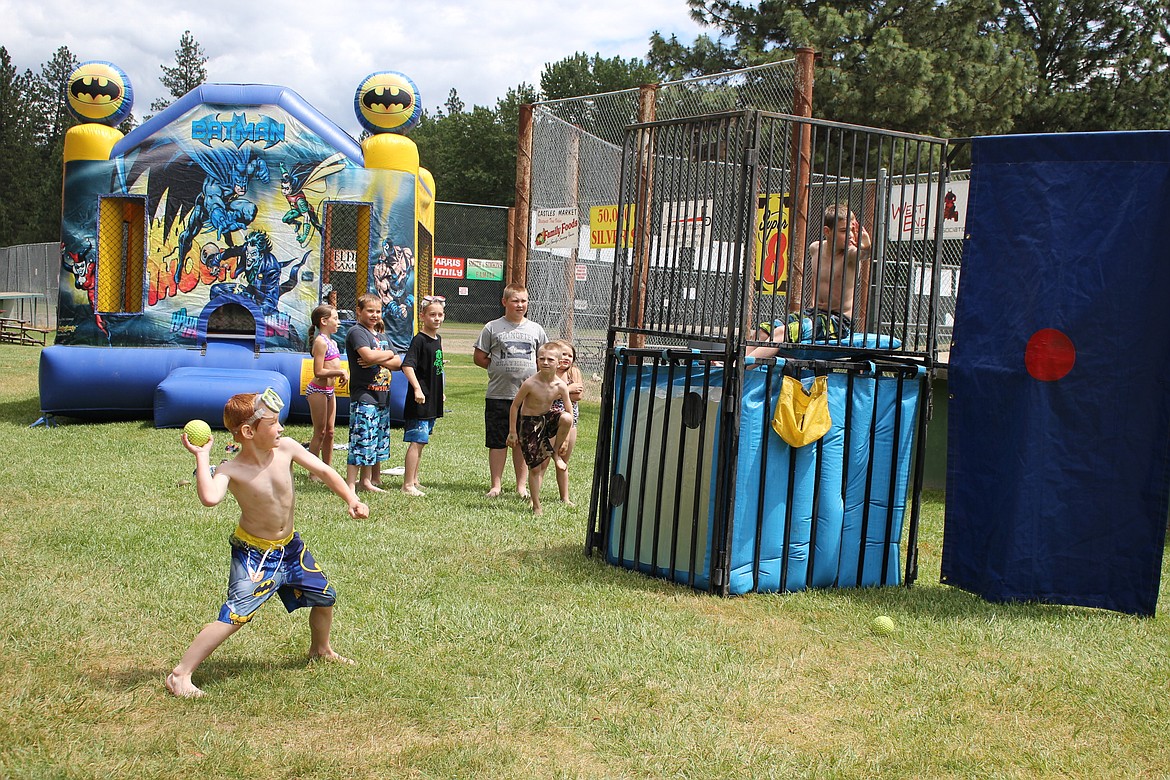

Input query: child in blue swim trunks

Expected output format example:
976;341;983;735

167;389;369;698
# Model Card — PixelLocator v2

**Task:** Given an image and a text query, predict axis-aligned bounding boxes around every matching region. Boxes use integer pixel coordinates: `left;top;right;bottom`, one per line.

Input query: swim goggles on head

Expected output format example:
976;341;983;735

243;387;285;428
420;294;446;307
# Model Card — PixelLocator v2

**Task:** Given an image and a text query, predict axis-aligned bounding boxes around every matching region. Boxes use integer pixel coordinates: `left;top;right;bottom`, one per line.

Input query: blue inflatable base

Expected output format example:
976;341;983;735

154;367;292;429
38;341;406;425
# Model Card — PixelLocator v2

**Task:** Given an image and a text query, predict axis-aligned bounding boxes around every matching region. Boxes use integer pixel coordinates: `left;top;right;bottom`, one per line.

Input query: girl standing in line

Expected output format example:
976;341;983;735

306;304;348;473
551;340;584;506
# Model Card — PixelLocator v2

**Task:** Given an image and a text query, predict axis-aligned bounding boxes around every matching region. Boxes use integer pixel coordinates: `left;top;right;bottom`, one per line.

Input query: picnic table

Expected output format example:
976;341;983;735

0;291;44;324
0;317;50;346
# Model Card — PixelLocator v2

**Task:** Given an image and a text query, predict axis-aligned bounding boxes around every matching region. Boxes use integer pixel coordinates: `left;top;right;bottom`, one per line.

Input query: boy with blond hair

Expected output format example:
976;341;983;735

507;342;574;515
474;284;548;497
166;389;368;698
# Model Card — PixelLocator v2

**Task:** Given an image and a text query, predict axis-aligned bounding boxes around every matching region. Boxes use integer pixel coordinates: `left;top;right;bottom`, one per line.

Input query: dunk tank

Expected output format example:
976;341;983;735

40;61;435;426
586;110;951;594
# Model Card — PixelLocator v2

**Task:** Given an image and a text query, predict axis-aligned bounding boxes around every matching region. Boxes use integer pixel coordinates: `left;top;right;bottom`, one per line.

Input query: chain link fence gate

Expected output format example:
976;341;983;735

523;59;802;372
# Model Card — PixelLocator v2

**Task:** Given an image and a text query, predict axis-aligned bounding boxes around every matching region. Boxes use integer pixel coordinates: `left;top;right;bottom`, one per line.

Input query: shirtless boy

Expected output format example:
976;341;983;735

786;203;872;337
507;343;574;515
166;389;369;698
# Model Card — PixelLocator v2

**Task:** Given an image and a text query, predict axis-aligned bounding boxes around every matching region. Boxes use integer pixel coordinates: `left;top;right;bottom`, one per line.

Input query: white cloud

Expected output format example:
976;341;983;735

2;0;707;136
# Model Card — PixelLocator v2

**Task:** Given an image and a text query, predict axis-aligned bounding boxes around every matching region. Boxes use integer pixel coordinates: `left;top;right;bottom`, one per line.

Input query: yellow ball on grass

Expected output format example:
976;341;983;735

871;615;896;636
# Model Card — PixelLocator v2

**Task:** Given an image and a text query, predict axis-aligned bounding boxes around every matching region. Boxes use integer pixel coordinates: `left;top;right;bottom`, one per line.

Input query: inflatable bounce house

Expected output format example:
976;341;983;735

40;61;436;426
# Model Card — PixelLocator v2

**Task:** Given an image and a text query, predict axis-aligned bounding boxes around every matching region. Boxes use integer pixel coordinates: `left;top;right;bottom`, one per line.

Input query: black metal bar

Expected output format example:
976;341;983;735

631;356;656;573
903;369;930;586
615;354;641;566
881;371;907;585
684;362;711;589
752;362;775;592
666;357;686;583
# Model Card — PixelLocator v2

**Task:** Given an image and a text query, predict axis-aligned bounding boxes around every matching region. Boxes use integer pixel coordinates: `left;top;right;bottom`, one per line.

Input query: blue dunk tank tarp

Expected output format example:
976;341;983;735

942;132;1170;616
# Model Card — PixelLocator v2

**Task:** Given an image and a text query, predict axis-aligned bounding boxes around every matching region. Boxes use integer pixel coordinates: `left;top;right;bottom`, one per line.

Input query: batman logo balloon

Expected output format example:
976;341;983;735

354;71;421;134
66;61;134;126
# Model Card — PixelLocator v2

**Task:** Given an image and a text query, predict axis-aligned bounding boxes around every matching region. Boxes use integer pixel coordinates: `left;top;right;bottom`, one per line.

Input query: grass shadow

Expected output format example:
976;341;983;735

88;654;309;694
0;396;45;426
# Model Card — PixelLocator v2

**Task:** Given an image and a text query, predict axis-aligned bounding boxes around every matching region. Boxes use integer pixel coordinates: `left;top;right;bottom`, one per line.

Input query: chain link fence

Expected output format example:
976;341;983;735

433;201;507;324
525;60;801;371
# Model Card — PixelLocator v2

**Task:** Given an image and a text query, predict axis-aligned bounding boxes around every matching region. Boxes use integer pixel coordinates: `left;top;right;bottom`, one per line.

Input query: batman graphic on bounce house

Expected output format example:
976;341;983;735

56;93;416;352
45;70;428;427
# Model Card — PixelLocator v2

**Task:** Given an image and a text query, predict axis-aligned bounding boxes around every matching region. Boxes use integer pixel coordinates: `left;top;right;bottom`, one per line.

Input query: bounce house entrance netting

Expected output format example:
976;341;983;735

586;110;949;595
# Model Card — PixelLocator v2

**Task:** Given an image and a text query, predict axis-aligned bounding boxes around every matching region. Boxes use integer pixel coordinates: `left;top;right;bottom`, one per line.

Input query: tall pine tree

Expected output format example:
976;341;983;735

150;30;208;113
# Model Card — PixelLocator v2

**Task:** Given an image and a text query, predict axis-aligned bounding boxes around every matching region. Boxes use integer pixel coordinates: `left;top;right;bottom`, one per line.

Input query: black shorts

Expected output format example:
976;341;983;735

484;397;513;449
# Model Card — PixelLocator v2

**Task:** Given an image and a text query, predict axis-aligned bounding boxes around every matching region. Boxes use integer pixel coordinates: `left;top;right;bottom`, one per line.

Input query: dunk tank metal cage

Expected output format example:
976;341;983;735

585;109;949;595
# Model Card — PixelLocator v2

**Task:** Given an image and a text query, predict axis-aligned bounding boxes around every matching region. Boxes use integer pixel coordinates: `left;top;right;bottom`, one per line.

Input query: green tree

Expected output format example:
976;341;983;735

0;47;41;245
647;32;740;80
999;0;1170;132
413;89;517;206
20;46;80;243
539;52;659;100
666;0;1168;136
150;30;208;113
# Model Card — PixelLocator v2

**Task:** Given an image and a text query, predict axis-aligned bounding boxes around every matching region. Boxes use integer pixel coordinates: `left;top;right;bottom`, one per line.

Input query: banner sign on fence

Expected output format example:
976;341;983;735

574;264;587;281
890;179;968;242
534;208;580;250
589;205;636;249
434;256;465;279
660;200;714;247
466;258;504;281
754;193;790;296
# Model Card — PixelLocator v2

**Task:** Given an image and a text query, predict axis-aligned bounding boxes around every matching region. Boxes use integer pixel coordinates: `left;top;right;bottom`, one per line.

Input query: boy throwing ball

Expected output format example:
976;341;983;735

166;389;368;698
507;343;574;515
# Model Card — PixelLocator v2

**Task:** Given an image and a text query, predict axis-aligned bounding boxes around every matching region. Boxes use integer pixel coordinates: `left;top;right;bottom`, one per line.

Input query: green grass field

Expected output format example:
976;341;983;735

1;341;1168;779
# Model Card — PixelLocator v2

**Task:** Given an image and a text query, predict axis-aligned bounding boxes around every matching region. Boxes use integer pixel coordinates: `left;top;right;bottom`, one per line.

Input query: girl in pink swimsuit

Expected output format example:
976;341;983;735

306;305;348;470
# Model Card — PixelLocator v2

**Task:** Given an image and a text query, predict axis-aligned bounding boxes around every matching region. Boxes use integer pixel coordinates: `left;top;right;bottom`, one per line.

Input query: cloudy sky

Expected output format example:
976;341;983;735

2;0;709;136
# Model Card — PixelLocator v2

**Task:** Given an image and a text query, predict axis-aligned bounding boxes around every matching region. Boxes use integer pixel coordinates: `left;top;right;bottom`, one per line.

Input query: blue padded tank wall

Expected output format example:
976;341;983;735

601;352;922;595
39;342;407;424
726;362;922;594
605;356;722;590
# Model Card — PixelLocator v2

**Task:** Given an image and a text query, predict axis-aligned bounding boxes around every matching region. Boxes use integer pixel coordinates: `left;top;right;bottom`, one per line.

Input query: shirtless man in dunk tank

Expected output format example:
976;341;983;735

767;203;872;345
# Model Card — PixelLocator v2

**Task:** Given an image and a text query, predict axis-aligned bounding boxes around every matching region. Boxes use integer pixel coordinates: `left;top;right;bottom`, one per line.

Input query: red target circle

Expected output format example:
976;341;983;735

1024;328;1075;381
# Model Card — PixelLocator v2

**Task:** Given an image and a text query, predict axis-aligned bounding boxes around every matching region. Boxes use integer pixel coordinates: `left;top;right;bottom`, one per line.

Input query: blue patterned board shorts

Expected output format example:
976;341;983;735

217;528;336;626
403;418;436;444
763;310;852;343
348;402;391;466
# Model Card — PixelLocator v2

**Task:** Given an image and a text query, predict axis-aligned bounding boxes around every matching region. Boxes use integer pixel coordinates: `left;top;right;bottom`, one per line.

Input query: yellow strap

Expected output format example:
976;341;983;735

232;525;294;551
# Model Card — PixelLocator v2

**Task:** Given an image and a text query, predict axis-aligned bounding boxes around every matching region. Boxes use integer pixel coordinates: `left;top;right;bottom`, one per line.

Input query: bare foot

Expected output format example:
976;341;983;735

401;485;426;497
165;672;205;698
518;487;531;500
309;650;355;665
358;481;386;493
533;504;544;516
561;498;576;507
485;487;502;498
